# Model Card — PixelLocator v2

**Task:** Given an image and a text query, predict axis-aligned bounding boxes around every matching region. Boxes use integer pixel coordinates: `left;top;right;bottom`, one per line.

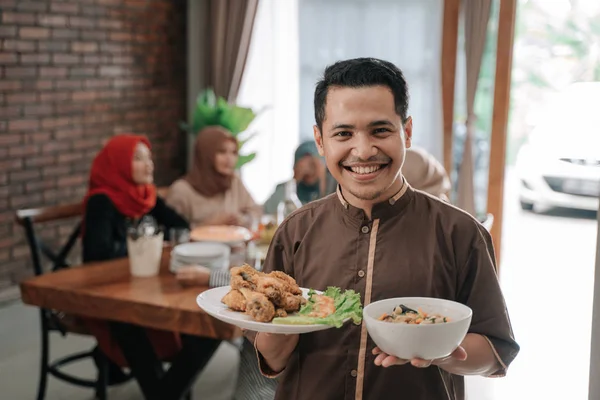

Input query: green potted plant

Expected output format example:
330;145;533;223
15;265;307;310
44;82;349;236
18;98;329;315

181;88;259;169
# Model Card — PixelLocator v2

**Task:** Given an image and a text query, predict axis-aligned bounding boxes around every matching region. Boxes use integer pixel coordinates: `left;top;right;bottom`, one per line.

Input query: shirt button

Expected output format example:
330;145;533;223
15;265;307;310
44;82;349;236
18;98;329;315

361;226;369;234
357;270;365;278
350;369;357;377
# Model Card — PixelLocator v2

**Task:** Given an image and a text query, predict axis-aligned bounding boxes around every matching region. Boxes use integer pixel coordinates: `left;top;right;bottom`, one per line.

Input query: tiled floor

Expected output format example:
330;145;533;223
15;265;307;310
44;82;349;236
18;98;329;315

0;300;239;400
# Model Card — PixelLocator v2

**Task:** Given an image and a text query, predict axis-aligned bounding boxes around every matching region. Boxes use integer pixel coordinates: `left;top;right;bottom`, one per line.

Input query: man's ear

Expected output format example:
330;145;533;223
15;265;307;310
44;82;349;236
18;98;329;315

313;125;325;156
403;116;413;149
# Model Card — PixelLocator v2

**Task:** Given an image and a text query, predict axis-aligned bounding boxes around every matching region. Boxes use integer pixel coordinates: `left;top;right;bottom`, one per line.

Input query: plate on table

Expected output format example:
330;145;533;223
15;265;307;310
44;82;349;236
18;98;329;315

196;286;341;334
190;225;253;246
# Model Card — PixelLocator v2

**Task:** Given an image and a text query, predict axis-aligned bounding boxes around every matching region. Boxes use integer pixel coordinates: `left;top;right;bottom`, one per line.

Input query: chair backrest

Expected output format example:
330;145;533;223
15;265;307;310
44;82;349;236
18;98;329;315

15;203;83;276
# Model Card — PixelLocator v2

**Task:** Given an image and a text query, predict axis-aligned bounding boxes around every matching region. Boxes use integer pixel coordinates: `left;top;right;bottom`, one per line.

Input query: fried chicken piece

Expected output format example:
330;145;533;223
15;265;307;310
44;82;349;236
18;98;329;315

230;265;259;291
277;292;307;312
275;308;288;318
221;289;246;312
239;288;275;322
269;271;302;295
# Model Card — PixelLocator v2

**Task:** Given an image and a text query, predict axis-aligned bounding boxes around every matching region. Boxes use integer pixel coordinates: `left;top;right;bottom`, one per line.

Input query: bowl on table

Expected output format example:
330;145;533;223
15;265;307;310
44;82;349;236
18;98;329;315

363;297;472;361
170;242;230;273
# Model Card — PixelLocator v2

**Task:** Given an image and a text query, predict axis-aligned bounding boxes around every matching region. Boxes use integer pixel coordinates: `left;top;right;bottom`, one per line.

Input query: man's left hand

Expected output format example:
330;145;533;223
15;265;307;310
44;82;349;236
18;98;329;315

373;346;468;369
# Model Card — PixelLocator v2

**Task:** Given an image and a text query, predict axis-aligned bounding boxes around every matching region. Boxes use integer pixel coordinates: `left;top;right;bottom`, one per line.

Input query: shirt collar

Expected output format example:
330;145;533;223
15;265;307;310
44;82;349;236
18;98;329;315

335;177;414;222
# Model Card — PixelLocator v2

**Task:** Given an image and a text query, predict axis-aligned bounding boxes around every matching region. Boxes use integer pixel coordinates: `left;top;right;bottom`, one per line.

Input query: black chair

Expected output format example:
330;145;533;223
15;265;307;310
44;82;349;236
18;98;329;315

16;203;114;400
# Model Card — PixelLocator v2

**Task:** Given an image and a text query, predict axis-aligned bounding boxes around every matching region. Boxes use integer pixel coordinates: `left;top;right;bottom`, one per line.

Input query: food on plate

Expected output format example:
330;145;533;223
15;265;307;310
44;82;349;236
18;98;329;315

272;287;363;328
378;304;451;324
221;265;306;322
220;266;363;326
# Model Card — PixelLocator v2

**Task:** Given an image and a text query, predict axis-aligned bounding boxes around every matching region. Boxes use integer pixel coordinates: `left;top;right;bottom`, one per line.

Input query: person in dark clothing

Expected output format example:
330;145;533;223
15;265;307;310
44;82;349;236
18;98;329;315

81;134;189;383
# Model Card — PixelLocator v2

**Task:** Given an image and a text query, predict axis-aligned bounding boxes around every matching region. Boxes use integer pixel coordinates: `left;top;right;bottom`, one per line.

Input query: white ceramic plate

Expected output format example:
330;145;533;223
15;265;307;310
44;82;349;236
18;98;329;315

196;286;340;334
173;242;231;259
190;225;253;246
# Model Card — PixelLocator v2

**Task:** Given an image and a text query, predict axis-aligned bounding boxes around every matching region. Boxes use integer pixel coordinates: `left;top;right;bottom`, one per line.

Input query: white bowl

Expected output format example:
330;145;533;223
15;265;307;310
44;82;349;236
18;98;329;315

363;297;472;360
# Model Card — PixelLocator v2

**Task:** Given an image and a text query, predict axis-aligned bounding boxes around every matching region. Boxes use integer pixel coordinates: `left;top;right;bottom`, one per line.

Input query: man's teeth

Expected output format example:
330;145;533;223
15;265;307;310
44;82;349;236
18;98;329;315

350;165;382;174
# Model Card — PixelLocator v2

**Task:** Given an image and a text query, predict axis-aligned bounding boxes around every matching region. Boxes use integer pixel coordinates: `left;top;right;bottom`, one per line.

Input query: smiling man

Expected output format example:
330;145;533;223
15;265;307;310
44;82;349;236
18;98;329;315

250;58;519;400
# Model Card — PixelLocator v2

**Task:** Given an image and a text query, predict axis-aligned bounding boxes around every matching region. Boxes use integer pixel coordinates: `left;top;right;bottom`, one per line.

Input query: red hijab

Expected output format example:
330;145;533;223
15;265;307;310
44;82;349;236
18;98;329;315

84;134;157;220
185;126;238;197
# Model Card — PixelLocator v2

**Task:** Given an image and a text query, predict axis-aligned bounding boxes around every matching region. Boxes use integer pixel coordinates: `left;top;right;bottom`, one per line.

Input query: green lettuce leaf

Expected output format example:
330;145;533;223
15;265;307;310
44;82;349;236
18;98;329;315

272;287;363;328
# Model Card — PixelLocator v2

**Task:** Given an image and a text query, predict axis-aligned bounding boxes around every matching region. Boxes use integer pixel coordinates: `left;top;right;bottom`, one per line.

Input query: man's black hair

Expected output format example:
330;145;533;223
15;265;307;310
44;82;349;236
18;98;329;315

313;57;410;131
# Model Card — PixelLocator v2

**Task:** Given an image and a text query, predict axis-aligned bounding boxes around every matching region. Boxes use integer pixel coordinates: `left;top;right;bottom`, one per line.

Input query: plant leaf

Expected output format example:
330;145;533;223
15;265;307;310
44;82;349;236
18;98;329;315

236;153;256;169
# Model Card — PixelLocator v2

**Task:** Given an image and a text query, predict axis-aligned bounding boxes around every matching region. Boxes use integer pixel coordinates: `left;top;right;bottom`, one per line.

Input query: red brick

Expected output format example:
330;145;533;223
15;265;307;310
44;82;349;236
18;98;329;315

0;52;18;64
9;169;40;183
16;2;48;12
97;0;122;5
71;41;98;53
38;15;68;27
4;67;36;78
25;155;55;168
24;104;53;116
68;16;94;28
81;6;106;17
39;66;68;77
100;43;128;53
0;134;22;146
39;92;70;103
20;53;50;64
50;2;79;14
73;138;99;150
10;193;42;209
38;41;69;52
8;144;38;157
56;80;82;90
2;12;36;24
19;27;50;39
41;117;72;129
81;31;107;41
0;80;21;90
52;28;79;40
11;245;32;259
25;131;53;143
99;65;126;77
33;80;53;90
109;32;133;42
52;53;79;64
5;92;36;103
54;128;84;140
0;26;17;38
71;91;97;101
69;66;96;77
58;152;84;163
43;140;71;153
1;39;36;52
43;165;70;177
112;55;134;65
8;119;39;131
55;103;85;114
58;175;86;187
97;19;123;30
84;79;110;89
0;159;24;171
0;106;21;118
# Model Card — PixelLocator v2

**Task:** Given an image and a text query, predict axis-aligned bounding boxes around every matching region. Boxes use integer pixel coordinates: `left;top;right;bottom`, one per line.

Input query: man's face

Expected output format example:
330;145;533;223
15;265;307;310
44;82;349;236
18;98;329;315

294;155;321;185
313;85;412;204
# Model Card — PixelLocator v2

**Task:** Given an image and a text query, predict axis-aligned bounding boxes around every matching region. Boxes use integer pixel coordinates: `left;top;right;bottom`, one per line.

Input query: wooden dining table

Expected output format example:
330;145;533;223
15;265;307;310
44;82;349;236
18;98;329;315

20;248;241;400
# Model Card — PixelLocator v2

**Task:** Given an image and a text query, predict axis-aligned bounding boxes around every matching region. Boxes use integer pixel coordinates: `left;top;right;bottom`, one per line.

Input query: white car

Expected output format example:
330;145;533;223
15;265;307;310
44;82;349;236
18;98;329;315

515;83;600;212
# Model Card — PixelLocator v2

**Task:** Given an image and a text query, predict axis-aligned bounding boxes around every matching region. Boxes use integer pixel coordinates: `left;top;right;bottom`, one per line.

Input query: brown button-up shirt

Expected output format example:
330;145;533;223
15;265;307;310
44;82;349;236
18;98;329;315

257;181;519;400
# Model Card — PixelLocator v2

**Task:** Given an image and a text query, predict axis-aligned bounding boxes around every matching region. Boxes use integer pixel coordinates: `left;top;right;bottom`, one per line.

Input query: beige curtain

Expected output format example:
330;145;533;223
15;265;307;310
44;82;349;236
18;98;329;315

456;0;492;215
206;0;259;102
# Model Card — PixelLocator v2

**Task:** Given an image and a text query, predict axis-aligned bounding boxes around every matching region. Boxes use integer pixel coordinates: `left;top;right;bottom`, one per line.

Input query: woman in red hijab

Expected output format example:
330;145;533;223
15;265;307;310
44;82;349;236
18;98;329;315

166;126;258;228
81;134;189;382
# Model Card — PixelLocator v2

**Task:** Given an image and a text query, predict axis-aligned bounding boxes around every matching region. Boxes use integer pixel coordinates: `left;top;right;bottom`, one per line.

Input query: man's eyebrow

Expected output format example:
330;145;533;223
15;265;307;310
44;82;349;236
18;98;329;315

331;123;355;130
367;119;394;127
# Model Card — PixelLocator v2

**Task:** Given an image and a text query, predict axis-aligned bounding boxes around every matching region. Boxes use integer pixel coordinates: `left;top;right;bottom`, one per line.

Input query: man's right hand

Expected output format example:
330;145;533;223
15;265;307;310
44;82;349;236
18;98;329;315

255;332;299;373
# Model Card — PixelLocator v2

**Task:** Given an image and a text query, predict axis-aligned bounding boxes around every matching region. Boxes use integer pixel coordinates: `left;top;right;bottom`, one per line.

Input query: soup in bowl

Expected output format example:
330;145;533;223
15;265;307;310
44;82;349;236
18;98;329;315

363;297;472;361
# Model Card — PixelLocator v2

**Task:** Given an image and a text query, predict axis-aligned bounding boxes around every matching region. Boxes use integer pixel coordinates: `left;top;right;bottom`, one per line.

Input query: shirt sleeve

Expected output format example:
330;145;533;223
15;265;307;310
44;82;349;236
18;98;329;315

457;223;520;377
165;181;192;223
82;194;118;263
151;197;190;236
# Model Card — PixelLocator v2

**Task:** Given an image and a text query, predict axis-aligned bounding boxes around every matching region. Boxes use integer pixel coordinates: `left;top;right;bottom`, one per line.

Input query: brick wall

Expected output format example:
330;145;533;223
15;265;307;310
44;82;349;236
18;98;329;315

0;0;187;292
